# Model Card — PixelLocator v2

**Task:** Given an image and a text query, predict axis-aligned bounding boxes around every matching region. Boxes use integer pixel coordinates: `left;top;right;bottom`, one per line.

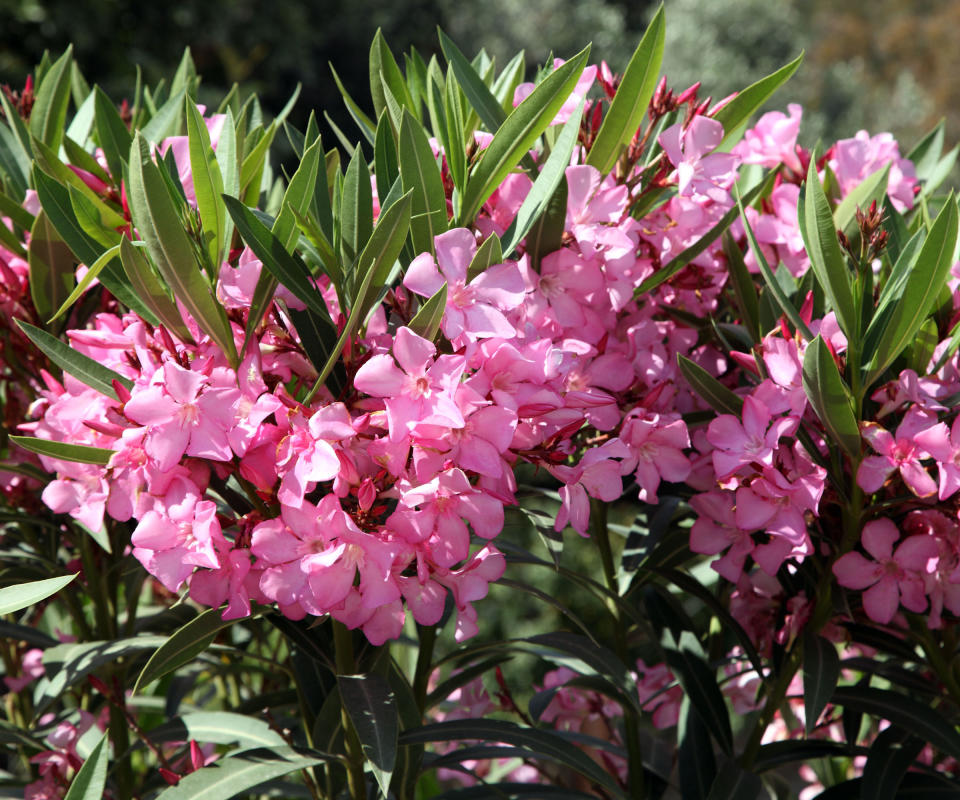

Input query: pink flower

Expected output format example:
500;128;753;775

513;60;596;125
620;409;690;503
658;116;738;203
829;130;917;212
834;519;938;624
914;415;960;500
733;104;803;174
858;409;944;497
354;327;465;441
404;228;525;347
706;396;799;480
551;439;631;534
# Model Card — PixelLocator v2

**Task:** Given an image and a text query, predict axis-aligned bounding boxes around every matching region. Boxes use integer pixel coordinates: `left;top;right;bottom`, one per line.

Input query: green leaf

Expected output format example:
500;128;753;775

135;608;238;693
662;630;733;756
833;163;890;242
399;108;447;256
273;136;323;252
677;355;743;416
803;632;840;735
705;762;762;800
28;209;76;323
636;170;776;296
863;194;958;387
153;747;329;800
224;196;328;320
48;243;121;323
861;727;924;800
62;734;108;800
752;740;855;773
149;712;286;749
16;319;132;398
93;87;131;183
127;133;238;366
141;88;186;144
831;685;960;762
370;29;416;126
0;118;30;199
328;64;376;145
802;335;860;458
437;28;507;133
722;232;761;342
340;145;375;266
408;283;447;340
443;66;468;192
0;573;77;615
713;52;804;151
502;98;582;258
460;46;590;225
339;674;398;796
375;112;400;206
62;136;109;183
466;232;503;281
400;719;625;797
737;186;813;339
65;84;95;146
118;235;193;343
0;190;34;231
10;436;113;465
586;5;664;175
799;160;858;342
29;46;73;153
678;697;717;800
186;99;228;269
239;121;277;203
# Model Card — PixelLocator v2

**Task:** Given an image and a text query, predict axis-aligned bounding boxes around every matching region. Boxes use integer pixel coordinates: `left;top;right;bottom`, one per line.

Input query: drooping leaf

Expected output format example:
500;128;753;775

803;632;841;735
16;319;132;398
0;573;77;616
339;673;399;796
586;5;664;175
802;335;860;458
9;436;113;466
677;355;743;416
459;46;590;225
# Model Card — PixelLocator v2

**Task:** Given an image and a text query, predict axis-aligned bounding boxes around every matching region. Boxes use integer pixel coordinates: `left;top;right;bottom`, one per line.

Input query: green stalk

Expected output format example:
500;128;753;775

592;499;645;800
333;620;367;800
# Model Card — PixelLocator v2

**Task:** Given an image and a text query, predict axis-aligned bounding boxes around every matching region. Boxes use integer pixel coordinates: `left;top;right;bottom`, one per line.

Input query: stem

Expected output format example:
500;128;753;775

592;499;644;800
333;621;366;800
412;623;437;715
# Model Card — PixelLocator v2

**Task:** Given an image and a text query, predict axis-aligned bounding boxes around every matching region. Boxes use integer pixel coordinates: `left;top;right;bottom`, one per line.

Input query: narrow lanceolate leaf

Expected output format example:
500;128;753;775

29;46;73;154
586;5;664;175
799;161;858;342
28;209;76;323
460;45;591;225
678;697;718;800
636;170;777;296
466;231;503;281
860;727;924;800
135;608;237;693
149;713;286;749
862;194;958;387
48;243;121;323
338;674;398;797
831;685;960;762
713;52;804;151
399;108;447;256
437;28;507;132
141;88;187;145
0;574;77;616
408;283;447;341
340;145;374;266
153;747;330;800
16;319;132;398
677;355;743;416
833;163;890;243
802;336;860;458
370;29;416;126
62;734;108;800
502;99;582;258
93;86;131;184
722;232;761;342
803;632;840;735
118;236;193;343
9;436;113;466
127;133;238;366
705;762;762;800
224;196;328;320
186;99;228;270
273;136;323;252
736;186;814;340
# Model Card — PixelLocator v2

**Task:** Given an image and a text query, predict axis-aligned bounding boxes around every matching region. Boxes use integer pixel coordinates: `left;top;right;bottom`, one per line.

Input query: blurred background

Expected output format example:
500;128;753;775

0;0;953;153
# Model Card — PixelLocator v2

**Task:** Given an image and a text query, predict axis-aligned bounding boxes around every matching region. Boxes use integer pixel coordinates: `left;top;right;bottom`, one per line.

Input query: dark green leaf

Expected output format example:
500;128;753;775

678;696;717;800
135;608;238;693
705;761;762;800
803;632;840;735
16;319;132;398
118;236;193;343
722;232;761;342
62;734;108;800
10;436;113;466
93;86;131;183
861;727;925;800
586;6;664;175
339;673;398;796
399;108;447;256
677;355;743;416
340;145;374;266
28;209;76;323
